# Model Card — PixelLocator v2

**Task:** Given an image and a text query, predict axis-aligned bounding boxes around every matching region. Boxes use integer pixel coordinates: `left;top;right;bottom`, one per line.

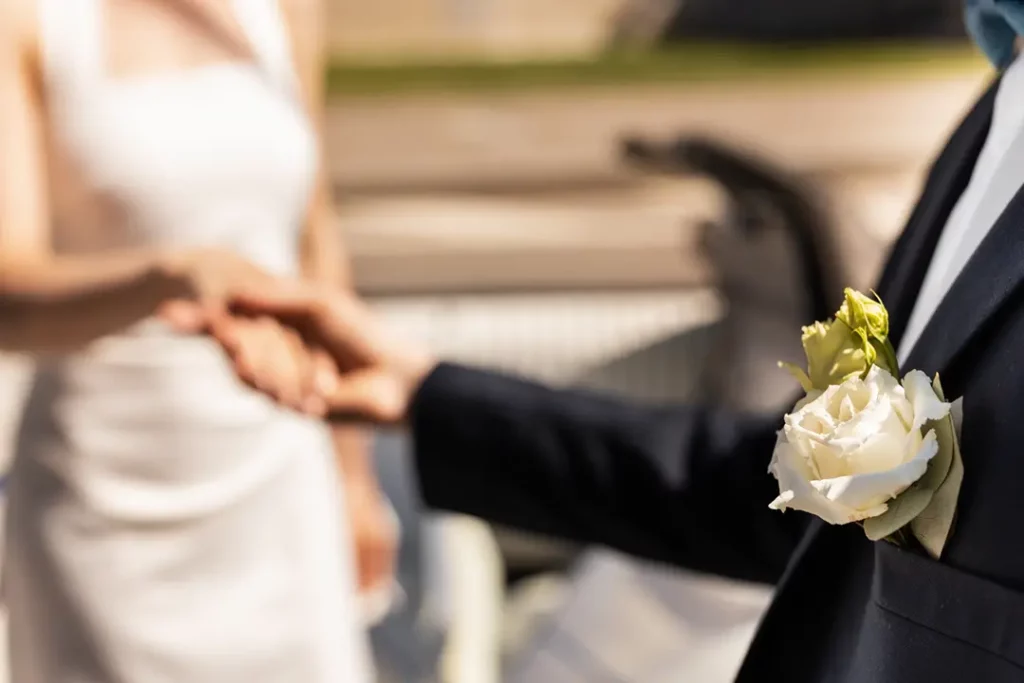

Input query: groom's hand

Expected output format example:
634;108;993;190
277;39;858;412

223;284;437;425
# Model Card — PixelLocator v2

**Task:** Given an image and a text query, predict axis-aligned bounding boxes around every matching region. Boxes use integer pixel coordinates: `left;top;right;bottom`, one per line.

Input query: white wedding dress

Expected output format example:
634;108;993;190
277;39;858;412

2;1;372;681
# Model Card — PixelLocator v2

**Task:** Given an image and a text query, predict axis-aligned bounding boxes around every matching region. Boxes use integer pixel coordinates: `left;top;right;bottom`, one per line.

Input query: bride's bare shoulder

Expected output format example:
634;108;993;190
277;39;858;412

0;0;40;58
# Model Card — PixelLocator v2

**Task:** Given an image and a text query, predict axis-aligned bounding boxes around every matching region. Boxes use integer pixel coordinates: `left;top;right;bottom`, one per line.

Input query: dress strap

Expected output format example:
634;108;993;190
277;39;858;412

35;0;104;95
232;0;300;98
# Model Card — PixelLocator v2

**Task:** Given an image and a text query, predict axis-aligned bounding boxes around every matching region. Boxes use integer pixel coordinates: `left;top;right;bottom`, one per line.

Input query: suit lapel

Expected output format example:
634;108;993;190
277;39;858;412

880;79;999;349
903;181;1024;376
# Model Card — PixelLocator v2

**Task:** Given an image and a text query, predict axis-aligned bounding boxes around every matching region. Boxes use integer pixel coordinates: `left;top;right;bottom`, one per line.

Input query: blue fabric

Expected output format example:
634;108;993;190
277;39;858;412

966;0;1024;68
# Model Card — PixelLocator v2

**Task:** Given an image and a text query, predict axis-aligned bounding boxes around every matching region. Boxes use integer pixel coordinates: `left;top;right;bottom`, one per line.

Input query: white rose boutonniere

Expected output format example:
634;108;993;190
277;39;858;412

770;289;965;559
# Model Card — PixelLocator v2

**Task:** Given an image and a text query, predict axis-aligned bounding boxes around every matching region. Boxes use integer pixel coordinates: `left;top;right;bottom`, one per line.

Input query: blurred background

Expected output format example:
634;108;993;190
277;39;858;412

0;1;996;681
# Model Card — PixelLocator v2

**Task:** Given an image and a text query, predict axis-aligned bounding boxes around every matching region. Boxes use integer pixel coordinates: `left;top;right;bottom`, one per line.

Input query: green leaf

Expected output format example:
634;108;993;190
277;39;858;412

911;393;964;559
862;478;941;542
863;375;955;542
778;361;814;393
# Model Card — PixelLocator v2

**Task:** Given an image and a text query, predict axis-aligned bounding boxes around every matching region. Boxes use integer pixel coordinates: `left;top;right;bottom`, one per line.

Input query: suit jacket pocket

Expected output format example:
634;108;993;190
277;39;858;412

873;541;1024;668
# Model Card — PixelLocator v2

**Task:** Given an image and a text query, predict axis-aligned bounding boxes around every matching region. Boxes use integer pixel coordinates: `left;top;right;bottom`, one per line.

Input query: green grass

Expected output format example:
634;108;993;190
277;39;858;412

326;41;988;97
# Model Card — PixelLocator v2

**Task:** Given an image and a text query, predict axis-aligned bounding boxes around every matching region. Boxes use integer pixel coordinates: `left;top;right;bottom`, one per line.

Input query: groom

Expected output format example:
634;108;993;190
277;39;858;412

191;4;1024;681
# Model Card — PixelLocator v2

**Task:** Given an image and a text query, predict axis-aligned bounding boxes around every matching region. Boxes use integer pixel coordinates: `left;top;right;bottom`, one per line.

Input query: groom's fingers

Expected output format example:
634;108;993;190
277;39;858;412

159;299;213;333
270;321;309;410
309;349;339;403
297;348;338;417
227;319;274;391
207;313;246;361
229;284;322;319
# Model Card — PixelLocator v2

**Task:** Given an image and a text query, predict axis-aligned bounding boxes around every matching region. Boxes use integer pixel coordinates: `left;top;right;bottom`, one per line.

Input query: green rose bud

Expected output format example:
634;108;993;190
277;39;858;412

781;319;876;393
836;288;888;342
835;289;898;377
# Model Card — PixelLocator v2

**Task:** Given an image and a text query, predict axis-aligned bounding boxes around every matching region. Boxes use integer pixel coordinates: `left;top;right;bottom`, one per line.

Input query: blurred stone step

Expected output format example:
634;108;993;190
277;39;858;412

326;72;986;191
342;179;720;294
341;168;923;295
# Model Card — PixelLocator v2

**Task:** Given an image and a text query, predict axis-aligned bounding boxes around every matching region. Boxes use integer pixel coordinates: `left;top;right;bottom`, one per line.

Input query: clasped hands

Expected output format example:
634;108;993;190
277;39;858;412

162;279;436;425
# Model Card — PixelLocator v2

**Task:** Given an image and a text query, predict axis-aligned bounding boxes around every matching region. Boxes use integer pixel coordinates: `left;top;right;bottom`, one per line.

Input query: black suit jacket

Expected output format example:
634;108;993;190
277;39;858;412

409;78;1024;682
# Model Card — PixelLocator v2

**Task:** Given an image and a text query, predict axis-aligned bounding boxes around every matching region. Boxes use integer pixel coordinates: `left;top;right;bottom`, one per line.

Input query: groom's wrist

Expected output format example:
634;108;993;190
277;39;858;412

390;349;438;423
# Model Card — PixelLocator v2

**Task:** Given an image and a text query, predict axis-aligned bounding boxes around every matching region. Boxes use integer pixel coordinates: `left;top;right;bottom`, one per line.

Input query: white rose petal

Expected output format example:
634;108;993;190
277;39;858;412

902;370;951;432
769;366;948;525
811;430;938;512
769;438;872;525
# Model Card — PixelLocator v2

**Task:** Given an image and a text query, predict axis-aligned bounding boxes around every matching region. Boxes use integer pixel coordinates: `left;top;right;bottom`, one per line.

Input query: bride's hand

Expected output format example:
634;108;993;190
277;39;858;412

158;248;276;302
344;472;400;598
154;248;279;331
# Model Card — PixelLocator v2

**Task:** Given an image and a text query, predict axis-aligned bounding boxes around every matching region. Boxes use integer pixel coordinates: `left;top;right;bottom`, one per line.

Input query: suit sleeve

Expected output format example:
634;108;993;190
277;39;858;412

410;363;808;586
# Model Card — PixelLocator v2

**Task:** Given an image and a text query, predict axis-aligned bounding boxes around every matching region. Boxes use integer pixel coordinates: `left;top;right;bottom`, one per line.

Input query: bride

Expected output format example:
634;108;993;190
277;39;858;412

0;0;394;680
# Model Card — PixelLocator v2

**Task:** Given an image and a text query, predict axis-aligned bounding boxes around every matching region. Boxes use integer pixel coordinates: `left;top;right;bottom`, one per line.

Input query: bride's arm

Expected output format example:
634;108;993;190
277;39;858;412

281;0;397;593
0;0;264;354
281;0;350;290
0;2;176;352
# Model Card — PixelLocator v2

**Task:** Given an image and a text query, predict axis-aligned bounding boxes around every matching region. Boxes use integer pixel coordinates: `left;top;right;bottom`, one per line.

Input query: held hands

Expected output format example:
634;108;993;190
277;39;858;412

203;283;437;424
207;313;339;415
156;249;337;414
156;249;436;422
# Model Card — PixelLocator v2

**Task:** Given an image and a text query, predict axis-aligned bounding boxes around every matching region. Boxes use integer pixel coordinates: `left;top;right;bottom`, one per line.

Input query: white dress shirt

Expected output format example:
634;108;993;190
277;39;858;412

899;55;1024;363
